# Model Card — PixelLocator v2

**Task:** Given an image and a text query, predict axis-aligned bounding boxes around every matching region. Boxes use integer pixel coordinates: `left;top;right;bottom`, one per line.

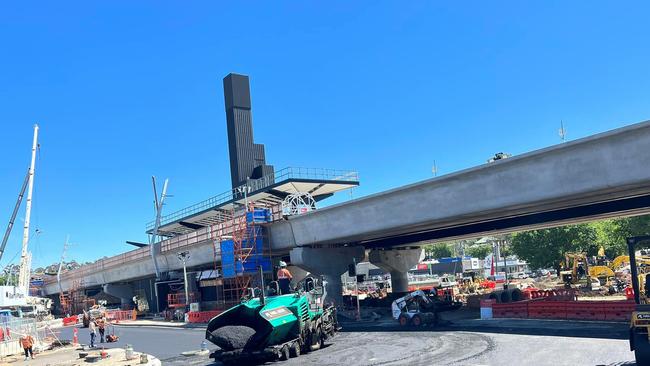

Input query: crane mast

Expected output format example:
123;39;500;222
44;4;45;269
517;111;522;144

18;124;38;295
0;169;30;261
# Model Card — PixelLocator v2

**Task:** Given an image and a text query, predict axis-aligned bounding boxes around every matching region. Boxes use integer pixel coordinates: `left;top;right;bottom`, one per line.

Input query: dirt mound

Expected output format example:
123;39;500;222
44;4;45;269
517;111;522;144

211;325;256;351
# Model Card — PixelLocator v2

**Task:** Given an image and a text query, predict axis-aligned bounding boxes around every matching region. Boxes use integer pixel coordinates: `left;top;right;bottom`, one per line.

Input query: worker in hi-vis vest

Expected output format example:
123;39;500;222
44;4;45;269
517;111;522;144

277;261;293;294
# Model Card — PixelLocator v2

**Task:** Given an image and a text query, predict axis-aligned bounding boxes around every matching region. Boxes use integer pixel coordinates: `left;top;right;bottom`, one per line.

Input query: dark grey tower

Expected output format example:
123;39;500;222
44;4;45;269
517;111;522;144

223;73;274;189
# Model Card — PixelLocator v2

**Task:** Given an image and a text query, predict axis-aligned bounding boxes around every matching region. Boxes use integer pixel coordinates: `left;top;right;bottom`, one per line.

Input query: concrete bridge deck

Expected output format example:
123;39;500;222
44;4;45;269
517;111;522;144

270;119;650;249
44;120;650;296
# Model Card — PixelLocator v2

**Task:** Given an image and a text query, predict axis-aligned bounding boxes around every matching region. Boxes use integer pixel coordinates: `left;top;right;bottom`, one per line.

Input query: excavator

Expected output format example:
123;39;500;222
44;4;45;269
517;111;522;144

610;254;650;271
625;236;650;364
562;252;648;291
589;254;650;292
560;252;590;286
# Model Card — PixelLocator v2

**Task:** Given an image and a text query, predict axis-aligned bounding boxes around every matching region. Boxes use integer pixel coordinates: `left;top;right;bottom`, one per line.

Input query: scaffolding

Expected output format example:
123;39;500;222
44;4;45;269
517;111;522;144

214;205;273;309
60;277;93;315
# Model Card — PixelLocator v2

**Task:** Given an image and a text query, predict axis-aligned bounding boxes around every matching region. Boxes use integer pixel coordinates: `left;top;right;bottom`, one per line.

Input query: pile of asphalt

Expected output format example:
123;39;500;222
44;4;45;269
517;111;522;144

211;325;256;351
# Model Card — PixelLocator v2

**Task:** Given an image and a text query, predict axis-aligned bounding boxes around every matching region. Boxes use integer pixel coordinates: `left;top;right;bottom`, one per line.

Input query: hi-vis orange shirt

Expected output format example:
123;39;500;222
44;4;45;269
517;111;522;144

20;336;33;348
277;268;293;280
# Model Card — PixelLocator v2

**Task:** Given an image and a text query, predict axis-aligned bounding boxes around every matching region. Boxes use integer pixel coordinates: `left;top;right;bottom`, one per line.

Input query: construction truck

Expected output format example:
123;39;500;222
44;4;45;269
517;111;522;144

206;276;338;364
625;235;650;364
392;289;462;326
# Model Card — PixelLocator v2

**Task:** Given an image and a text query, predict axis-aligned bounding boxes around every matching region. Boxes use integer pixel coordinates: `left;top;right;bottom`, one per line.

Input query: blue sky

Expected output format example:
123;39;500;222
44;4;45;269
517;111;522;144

1;2;649;268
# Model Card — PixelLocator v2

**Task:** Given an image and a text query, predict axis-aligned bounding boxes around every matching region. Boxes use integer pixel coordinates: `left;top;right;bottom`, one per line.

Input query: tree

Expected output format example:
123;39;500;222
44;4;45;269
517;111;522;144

592;215;650;258
510;224;597;270
466;244;492;259
424;243;453;259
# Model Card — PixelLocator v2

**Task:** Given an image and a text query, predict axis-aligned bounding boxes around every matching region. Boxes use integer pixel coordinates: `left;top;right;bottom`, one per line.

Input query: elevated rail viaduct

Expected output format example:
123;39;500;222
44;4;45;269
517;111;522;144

43;120;650;306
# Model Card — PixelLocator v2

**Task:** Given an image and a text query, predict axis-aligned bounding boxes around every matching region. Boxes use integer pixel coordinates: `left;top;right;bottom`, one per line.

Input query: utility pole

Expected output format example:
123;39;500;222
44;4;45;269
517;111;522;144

19;124;38;295
501;240;509;289
57;235;70;295
178;251;190;305
150;176;169;313
353;257;360;321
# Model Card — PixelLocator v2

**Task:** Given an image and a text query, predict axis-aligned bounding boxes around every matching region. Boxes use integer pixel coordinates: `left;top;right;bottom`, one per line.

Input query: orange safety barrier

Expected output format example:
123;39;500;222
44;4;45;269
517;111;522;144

522;289;577;301
528;300;567;319
603;300;636;321
494;299;635;321
187;310;223;323
565;301;605;320
105;310;137;322
492;302;529;318
62;315;78;326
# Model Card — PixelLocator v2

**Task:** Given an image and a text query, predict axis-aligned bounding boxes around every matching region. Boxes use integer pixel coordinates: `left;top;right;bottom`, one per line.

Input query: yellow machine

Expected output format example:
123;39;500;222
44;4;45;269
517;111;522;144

588;266;615;278
611;255;650;271
626;236;650;364
560;252;589;285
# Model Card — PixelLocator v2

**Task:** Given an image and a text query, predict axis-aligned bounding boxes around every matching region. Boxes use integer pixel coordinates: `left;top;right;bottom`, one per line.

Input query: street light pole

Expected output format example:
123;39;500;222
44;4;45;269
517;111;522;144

178;251;190;305
501;240;509;289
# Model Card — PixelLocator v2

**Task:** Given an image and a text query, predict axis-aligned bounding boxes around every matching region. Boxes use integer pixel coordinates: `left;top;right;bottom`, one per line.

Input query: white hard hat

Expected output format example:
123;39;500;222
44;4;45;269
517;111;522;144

279;261;287;267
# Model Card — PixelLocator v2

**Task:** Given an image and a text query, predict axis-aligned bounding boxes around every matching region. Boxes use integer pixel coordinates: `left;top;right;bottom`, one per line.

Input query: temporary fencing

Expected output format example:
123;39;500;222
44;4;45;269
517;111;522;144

105;310;136;322
187;310;223;323
0;317;57;357
492;299;635;321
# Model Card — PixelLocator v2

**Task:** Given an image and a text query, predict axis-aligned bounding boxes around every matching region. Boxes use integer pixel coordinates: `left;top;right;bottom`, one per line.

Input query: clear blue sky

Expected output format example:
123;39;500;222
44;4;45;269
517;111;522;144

1;2;649;268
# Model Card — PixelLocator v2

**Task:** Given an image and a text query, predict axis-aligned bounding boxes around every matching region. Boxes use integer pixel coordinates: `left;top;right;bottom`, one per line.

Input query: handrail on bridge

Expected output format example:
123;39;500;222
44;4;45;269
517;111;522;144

145;167;359;230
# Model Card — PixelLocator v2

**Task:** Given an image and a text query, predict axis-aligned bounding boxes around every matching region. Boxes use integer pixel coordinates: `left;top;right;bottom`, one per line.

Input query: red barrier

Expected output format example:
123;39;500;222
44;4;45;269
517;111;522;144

62;315;78;326
496;299;634;321
528;300;567;319
105;310;136;322
492;302;528;318
187;310;223;323
565;301;605;320
603;301;635;321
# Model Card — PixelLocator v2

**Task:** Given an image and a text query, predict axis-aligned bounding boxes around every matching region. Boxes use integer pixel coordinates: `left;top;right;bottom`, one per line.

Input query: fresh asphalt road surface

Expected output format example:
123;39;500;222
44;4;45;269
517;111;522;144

54;325;636;365
283;331;636;366
56;325;206;361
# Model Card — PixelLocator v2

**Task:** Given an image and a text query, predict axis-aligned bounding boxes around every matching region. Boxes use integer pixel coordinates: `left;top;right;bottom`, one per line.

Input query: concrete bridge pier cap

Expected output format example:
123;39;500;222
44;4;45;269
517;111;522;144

369;247;424;295
289;246;365;305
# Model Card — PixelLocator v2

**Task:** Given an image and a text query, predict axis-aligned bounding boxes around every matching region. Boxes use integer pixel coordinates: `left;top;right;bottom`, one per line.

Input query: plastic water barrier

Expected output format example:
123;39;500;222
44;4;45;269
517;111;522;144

187;310;223;323
492;299;635;321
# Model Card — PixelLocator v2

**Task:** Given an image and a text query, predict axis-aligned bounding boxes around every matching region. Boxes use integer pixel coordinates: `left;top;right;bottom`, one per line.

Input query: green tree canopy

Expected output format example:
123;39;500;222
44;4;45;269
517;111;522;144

592;216;650;257
424;243;453;259
510;224;597;269
466;244;492;259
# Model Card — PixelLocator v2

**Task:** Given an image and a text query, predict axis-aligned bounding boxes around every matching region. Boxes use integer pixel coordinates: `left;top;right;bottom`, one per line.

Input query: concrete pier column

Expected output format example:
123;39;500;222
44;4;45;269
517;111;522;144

103;283;134;309
286;265;310;289
289;246;365;305
368;247;424;295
